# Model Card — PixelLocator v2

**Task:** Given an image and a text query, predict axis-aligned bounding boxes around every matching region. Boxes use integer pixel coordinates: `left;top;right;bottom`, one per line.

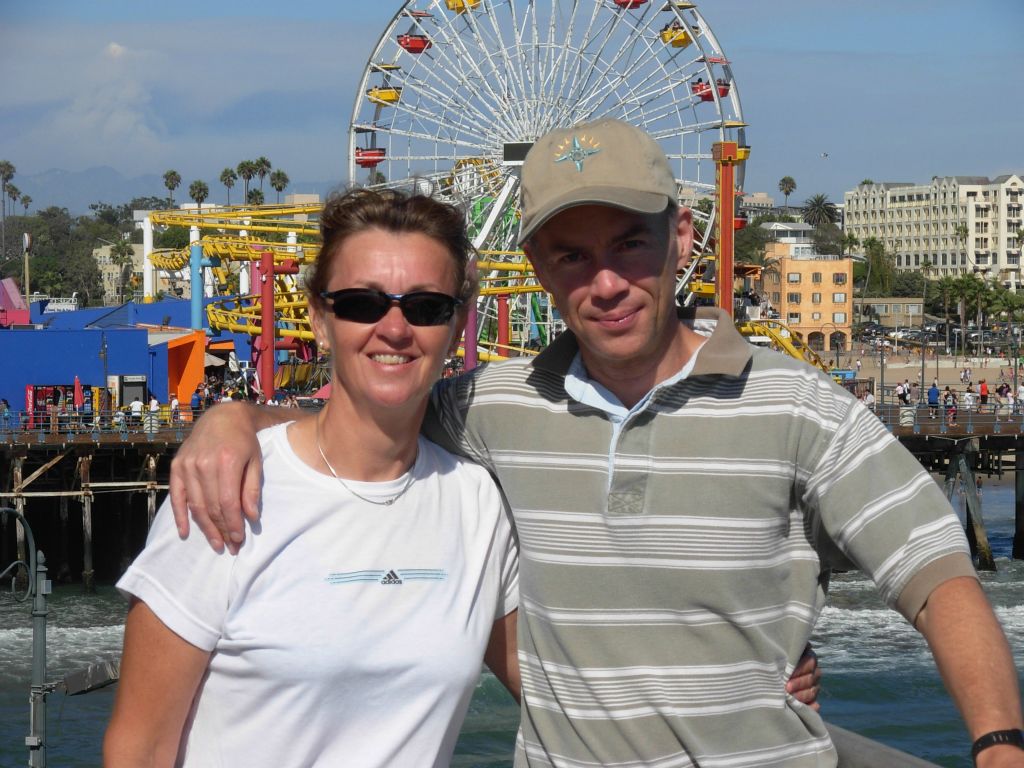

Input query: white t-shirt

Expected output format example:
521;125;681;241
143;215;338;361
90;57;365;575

130;399;143;416
118;423;519;768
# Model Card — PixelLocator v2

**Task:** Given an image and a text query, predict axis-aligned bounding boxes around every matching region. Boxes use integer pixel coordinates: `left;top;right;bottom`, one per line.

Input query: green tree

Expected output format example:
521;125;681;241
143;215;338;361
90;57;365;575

237;160;257;200
801;193;838;226
860;179;874;186
20;194;31;215
255;156;272;191
110;238;136;303
188;180;210;211
811;223;843;256
892;270;924;297
858;237;895;297
163;169;181;207
247;188;265;205
269;169;290;203
777;176;796;210
220;167;237;206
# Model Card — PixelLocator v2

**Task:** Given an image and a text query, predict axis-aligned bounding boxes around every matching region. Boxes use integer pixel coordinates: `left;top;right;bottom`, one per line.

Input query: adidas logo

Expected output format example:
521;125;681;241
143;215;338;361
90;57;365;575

380;570;403;585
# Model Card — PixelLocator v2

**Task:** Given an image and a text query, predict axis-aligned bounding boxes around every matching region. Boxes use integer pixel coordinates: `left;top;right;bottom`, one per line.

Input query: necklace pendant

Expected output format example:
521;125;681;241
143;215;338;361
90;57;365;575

385;498;395;506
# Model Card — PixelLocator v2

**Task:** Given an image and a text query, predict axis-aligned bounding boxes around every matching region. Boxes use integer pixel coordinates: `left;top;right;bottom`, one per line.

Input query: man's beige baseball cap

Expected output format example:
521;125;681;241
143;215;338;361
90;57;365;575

517;117;677;245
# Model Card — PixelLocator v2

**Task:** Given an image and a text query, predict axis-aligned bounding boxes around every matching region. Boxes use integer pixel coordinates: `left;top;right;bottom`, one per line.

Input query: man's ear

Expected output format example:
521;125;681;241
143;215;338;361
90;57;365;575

674;206;694;271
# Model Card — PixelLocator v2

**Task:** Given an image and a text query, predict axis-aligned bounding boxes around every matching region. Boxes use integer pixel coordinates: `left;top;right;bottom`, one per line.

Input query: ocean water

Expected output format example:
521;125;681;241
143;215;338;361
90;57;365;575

1;484;1022;768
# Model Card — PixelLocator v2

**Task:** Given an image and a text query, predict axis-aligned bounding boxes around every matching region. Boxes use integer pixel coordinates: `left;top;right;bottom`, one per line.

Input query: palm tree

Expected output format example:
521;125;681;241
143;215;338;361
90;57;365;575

778;176;796;211
6;184;20;218
954;222;970;260
0;160;14;260
269;169;289;203
110;239;136;303
255;156;272;192
20;195;31;215
802;193;838;226
247;188;265;206
189;180;210;212
860;237;894;298
237;161;257;200
163;170;182;207
841;231;859;257
220;167;238;206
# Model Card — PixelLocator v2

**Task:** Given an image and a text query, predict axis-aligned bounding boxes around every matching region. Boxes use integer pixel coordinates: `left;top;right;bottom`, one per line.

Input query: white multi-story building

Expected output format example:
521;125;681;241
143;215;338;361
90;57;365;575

844;175;1024;289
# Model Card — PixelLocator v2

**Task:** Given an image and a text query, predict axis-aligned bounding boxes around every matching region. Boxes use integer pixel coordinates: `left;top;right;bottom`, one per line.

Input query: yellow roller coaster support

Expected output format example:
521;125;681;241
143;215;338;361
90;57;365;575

736;319;832;375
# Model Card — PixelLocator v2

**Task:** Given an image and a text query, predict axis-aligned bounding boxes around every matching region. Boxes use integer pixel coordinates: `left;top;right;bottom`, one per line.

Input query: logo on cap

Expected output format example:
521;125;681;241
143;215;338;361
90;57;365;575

554;134;601;172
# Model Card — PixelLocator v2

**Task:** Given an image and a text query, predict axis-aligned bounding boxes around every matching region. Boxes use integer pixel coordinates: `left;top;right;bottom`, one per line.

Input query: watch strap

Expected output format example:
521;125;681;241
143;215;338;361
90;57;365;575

972;729;1024;763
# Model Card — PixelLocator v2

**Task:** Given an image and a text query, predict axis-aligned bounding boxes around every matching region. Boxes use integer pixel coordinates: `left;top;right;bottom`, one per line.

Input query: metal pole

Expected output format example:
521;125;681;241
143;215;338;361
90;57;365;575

28;550;49;768
920;287;926;401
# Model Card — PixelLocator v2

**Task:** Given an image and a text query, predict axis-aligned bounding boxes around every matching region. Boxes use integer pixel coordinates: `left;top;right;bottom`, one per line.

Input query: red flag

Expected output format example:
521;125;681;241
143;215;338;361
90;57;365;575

73;376;85;409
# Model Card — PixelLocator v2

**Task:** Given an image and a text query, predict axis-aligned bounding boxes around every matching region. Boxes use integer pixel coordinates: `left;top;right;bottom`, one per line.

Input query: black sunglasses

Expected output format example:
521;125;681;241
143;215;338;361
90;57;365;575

320;288;462;326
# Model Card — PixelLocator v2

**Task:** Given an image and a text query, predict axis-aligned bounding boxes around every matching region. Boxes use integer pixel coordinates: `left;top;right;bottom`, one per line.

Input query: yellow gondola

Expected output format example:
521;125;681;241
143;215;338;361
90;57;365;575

446;0;480;13
659;27;692;48
366;87;402;106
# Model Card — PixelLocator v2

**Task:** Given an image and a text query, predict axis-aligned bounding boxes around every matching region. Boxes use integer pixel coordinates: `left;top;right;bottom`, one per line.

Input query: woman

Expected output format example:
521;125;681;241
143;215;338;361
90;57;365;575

105;189;520;767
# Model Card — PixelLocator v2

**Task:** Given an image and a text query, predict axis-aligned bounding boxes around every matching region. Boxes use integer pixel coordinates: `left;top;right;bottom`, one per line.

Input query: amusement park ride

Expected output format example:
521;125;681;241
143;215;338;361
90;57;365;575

142;0;830;397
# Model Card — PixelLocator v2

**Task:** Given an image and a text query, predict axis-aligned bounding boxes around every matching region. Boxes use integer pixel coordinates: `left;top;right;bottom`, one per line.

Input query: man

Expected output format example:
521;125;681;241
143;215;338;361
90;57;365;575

928;381;941;419
171;119;1022;766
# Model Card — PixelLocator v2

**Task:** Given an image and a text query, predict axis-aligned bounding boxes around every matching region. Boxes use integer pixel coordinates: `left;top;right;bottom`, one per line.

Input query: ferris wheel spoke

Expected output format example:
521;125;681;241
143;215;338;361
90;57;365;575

380;93;495;147
399;11;523;134
424;1;522;131
462;2;534;135
394;69;501;137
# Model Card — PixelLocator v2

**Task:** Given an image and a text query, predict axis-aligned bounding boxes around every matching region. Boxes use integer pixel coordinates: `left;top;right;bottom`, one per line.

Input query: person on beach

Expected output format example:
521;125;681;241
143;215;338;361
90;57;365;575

169;119;1023;767
105;189;522;767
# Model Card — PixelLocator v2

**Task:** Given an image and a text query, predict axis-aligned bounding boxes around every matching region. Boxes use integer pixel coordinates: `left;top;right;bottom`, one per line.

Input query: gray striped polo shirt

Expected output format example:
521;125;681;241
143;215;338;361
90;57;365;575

424;306;974;768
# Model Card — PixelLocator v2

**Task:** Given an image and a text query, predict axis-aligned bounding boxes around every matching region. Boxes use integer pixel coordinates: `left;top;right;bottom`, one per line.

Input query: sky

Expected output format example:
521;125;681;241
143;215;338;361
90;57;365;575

1;0;1022;205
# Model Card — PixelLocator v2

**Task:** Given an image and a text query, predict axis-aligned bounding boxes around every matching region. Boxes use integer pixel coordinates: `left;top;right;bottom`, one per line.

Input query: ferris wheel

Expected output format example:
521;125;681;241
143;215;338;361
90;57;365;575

350;0;746;256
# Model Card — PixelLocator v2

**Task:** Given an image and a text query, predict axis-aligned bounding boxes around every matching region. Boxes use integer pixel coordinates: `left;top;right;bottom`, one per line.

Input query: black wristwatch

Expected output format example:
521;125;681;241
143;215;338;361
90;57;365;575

972;728;1024;764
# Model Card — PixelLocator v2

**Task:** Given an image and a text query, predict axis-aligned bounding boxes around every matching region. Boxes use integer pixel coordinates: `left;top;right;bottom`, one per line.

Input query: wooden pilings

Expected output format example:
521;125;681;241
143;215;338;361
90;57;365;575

79;455;94;593
1016;452;1024;560
956;453;995;571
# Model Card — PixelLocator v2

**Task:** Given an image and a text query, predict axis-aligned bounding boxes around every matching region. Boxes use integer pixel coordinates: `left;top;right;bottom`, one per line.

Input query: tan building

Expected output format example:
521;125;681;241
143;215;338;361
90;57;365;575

759;222;854;356
94;243;188;305
844;175;1024;289
853;297;924;328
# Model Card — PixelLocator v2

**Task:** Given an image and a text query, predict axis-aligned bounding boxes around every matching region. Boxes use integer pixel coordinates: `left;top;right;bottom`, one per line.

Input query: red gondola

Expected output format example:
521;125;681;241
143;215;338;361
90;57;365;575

734;214;748;231
613;0;648;8
690;78;731;102
397;34;432;54
355;148;387;169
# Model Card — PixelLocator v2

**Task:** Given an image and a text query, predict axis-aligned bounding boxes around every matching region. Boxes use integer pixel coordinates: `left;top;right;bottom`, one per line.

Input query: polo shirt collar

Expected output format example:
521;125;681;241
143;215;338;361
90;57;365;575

531;305;753;381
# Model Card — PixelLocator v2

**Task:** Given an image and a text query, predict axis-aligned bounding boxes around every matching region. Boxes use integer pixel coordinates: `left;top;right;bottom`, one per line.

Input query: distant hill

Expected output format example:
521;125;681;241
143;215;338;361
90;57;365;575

15;167;336;216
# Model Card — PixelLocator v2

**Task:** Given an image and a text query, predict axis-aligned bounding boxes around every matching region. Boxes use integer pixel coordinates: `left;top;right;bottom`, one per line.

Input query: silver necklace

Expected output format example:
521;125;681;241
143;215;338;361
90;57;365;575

314;415;415;507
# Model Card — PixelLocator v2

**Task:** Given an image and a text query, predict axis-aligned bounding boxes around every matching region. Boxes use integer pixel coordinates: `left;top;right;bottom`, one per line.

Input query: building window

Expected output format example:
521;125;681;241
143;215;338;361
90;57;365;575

788;312;801;324
771;292;781;304
787;273;801;283
811;292;821;304
832;273;847;285
811;312;822;321
833;312;847;323
812;272;822;283
787;292;801;304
